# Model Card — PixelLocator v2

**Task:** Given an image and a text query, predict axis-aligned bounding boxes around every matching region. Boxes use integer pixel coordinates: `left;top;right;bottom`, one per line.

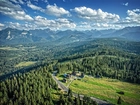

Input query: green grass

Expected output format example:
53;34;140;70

15;61;36;67
0;46;36;51
51;89;61;101
57;73;72;86
69;76;140;105
9;55;21;60
0;47;18;50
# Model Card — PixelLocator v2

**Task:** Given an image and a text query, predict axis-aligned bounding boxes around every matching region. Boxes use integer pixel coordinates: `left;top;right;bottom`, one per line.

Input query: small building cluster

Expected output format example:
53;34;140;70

62;71;84;83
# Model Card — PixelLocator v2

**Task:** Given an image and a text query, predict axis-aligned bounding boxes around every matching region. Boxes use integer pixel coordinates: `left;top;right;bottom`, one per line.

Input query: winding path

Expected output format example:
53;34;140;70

52;74;112;105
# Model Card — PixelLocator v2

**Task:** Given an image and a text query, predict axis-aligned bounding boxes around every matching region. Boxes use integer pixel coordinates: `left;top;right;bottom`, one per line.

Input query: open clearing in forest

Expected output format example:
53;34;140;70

0;47;18;50
15;61;36;67
69;76;140;105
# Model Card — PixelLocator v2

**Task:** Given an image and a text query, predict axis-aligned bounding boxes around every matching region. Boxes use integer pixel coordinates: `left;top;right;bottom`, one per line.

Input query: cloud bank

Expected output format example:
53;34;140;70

71;7;120;23
0;0;140;30
0;0;33;21
46;4;70;17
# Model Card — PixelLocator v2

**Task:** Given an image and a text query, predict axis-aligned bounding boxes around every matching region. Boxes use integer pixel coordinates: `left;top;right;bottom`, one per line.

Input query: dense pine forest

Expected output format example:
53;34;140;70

0;38;140;105
0;66;97;105
0;0;140;104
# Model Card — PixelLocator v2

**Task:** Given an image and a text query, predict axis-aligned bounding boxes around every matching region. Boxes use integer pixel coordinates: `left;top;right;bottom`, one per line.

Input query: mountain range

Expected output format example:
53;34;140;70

0;26;140;45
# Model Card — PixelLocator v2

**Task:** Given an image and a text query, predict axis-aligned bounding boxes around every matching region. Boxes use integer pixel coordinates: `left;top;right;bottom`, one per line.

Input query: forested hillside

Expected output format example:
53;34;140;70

0;66;97;105
56;54;140;84
0;38;140;105
0;26;140;45
0;38;140;83
0;0;140;104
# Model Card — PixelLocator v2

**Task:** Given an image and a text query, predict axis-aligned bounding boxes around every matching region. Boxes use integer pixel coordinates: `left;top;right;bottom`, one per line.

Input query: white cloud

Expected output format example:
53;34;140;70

9;0;24;4
81;8;140;30
80;22;88;25
34;16;56;28
18;0;24;4
27;1;45;12
0;23;5;27
76;21;123;30
3;15;76;30
116;9;140;26
9;0;18;4
6;22;37;30
34;16;76;30
0;1;22;11
46;4;70;17
0;23;5;30
8;22;21;29
133;9;140;12
0;0;33;21
76;25;92;30
56;18;76;29
127;9;140;22
41;0;49;4
91;23;123;30
71;7;120;23
122;2;128;6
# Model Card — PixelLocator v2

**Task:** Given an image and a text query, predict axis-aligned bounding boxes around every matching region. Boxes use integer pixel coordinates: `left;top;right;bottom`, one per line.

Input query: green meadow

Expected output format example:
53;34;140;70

69;76;140;105
15;61;36;67
0;47;18;50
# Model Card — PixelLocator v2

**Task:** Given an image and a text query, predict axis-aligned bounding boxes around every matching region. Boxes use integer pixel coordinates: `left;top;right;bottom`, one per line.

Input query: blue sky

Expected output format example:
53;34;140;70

0;0;140;30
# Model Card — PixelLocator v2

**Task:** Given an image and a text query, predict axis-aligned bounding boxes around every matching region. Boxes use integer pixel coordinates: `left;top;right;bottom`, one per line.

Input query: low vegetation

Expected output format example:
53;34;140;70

0;47;18;50
70;76;140;105
15;61;36;67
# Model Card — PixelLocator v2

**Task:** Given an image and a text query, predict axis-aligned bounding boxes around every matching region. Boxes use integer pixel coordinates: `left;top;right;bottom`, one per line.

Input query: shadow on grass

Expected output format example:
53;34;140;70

116;91;125;95
59;75;64;78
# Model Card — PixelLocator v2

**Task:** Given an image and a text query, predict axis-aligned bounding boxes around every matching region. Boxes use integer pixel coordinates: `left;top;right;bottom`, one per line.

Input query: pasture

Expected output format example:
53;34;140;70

70;76;140;105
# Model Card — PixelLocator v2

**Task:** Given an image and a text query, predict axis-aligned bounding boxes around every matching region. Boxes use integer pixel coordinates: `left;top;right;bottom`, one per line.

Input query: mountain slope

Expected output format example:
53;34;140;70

0;28;42;44
0;26;140;45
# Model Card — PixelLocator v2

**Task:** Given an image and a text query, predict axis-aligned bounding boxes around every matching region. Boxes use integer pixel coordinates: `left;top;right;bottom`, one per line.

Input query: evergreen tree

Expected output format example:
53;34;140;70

59;94;65;105
117;96;122;105
68;88;72;97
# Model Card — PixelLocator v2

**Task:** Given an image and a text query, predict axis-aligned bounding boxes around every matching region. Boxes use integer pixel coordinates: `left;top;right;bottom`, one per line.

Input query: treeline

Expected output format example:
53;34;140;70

0;66;57;105
81;56;140;83
57;46;139;63
0;44;54;76
55;54;140;84
0;38;140;76
0;66;97;105
58;89;97;105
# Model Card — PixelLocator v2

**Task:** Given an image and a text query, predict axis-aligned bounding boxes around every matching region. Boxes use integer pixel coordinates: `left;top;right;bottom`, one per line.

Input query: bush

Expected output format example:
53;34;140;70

117;91;125;95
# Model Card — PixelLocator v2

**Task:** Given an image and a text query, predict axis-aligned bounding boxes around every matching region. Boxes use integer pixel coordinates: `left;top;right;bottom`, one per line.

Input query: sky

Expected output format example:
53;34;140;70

0;0;140;30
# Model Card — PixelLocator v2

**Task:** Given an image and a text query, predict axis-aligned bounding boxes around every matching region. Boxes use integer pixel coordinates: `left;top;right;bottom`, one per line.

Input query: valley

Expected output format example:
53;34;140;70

0;0;140;104
0;27;140;105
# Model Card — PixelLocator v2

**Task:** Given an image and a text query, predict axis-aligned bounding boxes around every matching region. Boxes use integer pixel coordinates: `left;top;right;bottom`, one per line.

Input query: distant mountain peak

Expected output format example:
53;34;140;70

0;26;140;45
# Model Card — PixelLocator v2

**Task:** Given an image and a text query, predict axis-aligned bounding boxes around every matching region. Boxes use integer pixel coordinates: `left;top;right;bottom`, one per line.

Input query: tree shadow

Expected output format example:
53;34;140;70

116;91;124;95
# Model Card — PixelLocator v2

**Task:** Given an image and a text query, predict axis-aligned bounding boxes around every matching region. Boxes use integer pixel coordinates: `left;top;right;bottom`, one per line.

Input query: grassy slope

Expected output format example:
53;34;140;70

15;61;36;67
69;76;140;105
0;47;18;50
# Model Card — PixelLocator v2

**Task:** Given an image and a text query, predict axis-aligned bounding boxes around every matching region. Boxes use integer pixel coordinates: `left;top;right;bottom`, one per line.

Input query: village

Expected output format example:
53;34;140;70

54;70;85;84
63;71;85;83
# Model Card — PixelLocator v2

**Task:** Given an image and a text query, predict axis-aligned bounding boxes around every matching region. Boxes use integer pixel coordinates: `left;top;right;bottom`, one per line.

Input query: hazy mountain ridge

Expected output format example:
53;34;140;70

0;26;140;45
0;28;39;44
